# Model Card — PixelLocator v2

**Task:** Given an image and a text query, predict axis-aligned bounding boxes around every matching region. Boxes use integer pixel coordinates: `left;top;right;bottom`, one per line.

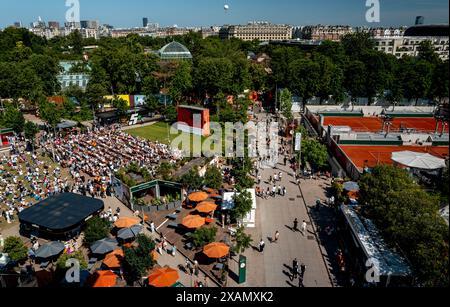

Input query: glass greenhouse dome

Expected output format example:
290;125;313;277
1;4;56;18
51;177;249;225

158;41;193;60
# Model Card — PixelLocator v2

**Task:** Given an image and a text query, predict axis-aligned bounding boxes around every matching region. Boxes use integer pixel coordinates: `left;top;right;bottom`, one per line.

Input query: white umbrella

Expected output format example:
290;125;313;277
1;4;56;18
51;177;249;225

392;151;446;170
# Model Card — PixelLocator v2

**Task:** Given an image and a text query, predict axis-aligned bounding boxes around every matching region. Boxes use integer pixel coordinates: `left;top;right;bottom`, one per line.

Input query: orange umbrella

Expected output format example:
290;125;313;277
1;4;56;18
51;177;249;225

188;192;209;202
205;188;218;194
182;215;206;229
90;271;117;288
103;249;124;268
114;217;140;228
148;267;179;287
196;202;218;214
203;242;230;259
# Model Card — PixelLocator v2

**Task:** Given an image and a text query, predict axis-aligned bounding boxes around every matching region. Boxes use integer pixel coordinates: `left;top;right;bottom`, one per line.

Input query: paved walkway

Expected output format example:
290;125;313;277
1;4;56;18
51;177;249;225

227;114;333;288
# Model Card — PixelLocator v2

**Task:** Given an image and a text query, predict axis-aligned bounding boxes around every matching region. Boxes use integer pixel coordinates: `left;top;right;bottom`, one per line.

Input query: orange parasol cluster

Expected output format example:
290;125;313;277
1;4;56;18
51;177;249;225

114;217;140;229
196;202;218;214
148;267;179;287
103;249;124;268
188;191;209;202
203;242;230;259
90;270;117;288
182;215;205;229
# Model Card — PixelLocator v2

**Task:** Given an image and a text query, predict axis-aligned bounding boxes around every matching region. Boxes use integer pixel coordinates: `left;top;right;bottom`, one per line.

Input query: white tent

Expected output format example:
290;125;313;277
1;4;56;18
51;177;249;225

392;151;446;170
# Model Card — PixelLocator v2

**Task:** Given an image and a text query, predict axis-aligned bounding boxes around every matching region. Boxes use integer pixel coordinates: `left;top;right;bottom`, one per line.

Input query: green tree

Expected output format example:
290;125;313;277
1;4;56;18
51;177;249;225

112;97;130;119
123;234;156;285
288;58;321;109
67;30;83;55
344;60;367;103
169;61;192;104
359;165;449;287
39;99;62;129
301;138;328;170
26;53;61;95
178;168;203;191
24;121;39;152
362;51;390;105
341;32;375;60
163;105;177;123
232;189;253;222
3;236;27;262
157;162;173;181
203;166;223;190
279;88;293;122
143;95;160;114
191;226;218;248
83;216;111;245
1;104;25;133
56;251;88;271
429;60;449;104
233;226;253;254
193;57;234;100
418;40;440;65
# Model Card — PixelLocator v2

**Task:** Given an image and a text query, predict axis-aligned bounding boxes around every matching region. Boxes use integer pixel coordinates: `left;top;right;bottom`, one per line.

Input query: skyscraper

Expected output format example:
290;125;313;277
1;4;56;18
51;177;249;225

415;16;425;25
143;17;149;28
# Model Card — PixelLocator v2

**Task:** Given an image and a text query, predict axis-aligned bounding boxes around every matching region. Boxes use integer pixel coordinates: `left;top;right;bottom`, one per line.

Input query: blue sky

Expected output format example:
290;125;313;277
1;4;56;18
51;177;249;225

0;0;448;28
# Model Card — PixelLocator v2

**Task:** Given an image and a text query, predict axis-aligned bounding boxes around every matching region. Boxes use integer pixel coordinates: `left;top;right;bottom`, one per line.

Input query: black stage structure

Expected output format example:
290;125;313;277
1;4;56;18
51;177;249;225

18;193;104;240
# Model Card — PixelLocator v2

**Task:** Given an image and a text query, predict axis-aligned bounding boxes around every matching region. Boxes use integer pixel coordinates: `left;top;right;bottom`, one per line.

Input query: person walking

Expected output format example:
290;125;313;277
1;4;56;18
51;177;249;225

301;220;307;236
293;218;299;232
172;245;177;257
185;259;192;275
292;258;299;280
259;239;266;253
300;263;306;278
273;231;280;243
194;260;199;277
150;221;155;233
298;276;304;287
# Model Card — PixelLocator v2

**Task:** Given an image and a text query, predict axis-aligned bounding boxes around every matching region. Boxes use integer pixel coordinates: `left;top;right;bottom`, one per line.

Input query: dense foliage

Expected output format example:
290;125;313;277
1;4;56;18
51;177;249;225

3;236;28;262
123;235;156;284
83;216;112;245
359;165;449;287
191;226;218;248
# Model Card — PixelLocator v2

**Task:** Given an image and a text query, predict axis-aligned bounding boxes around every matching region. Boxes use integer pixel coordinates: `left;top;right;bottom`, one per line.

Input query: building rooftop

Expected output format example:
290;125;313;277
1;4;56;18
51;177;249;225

404;24;449;37
158;41;192;60
341;205;412;277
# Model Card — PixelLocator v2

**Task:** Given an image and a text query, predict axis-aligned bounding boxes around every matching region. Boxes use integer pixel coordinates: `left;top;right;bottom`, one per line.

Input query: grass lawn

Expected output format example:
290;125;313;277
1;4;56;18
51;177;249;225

127;121;249;157
126;122;182;144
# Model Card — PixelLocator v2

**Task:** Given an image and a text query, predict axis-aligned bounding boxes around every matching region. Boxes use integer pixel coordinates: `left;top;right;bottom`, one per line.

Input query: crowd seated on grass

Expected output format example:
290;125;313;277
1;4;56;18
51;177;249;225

45;126;182;179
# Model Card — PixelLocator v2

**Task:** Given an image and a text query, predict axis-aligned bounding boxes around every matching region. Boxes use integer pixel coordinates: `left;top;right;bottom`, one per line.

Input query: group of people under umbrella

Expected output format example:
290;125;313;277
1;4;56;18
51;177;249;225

182;191;231;265
34;189;229;287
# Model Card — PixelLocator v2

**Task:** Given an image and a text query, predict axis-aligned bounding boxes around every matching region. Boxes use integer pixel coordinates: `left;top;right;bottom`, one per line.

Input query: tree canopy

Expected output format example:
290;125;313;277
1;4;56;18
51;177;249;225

359;165;449;287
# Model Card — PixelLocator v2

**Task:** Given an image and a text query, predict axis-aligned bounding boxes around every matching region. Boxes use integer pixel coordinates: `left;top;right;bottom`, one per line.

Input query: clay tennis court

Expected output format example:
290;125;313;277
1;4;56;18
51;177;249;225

340;145;449;169
323;117;449;134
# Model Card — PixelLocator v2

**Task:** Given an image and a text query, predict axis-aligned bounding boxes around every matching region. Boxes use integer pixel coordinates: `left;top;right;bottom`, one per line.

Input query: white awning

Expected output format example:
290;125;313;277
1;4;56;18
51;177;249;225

392;151;446;170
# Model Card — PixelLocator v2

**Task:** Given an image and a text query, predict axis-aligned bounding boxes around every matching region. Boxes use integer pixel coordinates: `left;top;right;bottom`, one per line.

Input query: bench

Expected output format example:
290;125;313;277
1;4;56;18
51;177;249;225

167;222;179;229
166;214;177;220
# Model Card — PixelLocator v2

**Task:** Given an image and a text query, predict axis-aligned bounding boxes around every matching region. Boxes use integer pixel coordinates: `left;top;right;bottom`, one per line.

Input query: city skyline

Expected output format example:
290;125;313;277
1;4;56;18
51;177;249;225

0;0;449;29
